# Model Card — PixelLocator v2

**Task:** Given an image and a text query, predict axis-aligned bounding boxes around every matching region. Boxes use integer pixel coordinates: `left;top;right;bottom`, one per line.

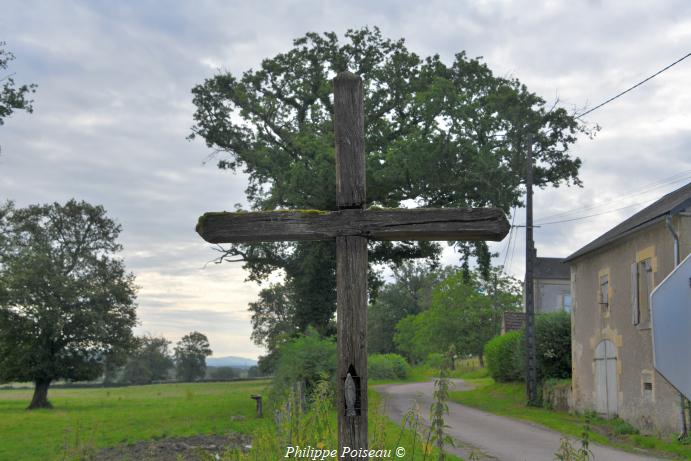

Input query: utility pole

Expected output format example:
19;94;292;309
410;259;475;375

525;137;539;406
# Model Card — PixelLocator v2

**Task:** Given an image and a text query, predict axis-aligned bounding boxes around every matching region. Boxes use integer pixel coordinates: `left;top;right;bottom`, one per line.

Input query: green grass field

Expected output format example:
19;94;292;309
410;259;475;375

0;380;462;461
0;381;271;460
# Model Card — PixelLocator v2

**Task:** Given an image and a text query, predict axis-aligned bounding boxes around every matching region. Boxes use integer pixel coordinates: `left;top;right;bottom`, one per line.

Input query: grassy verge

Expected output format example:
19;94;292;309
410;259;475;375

449;372;691;459
197;381;462;460
0;380;271;460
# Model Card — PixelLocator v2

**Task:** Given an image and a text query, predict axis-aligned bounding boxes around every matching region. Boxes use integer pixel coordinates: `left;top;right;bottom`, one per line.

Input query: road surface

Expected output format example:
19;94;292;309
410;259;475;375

375;379;664;461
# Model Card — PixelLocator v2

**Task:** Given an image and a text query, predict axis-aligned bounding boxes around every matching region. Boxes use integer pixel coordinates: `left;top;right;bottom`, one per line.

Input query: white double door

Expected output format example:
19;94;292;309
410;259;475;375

595;339;618;417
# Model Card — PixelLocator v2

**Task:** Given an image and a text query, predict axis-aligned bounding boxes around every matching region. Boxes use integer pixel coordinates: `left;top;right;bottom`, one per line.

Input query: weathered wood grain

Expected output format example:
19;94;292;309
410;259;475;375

334;72;365;209
334;71;368;460
336;235;368;458
196;208;510;243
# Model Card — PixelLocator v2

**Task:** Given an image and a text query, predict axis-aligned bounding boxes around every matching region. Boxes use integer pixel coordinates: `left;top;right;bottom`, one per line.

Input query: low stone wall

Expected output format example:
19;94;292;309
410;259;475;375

543;379;573;412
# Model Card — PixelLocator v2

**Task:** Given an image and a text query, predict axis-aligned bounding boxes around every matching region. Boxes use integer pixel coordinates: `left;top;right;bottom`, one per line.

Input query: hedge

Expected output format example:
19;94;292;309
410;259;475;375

368;353;411;379
484;331;523;382
484;311;571;382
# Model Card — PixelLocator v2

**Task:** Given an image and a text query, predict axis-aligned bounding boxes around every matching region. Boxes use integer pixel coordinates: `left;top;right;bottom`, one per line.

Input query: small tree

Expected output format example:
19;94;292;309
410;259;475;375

271;327;336;400
368;262;452;355
0;200;137;409
174;331;212;382
0;42;37;128
122;336;174;385
394;268;521;363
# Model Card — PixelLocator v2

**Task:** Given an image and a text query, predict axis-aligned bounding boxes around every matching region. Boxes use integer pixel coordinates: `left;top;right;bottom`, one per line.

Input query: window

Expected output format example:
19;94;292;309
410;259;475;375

642;370;655;402
562;294;572;313
643;382;653;401
599;274;609;314
632;258;653;326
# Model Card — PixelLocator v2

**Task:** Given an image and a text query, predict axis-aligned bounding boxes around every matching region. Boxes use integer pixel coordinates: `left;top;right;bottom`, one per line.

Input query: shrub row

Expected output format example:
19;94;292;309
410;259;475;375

484;311;571;383
368;353;411;379
268;331;412;403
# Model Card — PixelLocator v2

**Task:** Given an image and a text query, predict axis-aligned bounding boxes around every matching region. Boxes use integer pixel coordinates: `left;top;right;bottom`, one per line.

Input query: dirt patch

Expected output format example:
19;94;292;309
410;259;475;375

91;433;252;461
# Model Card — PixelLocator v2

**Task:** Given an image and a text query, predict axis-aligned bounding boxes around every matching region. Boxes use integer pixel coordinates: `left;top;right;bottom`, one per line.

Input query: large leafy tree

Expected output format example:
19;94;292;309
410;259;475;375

174;331;213;382
367;261;454;354
394;268;522;363
0;42;36;127
190;28;591;355
0;200;137;409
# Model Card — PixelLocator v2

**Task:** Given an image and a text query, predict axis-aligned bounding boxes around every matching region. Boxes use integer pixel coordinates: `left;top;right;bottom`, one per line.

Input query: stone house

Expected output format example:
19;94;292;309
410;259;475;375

533;255;571;313
501;254;571;334
565;181;691;434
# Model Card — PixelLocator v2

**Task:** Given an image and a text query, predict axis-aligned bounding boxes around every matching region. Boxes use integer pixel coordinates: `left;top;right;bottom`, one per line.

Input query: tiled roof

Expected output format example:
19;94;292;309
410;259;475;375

534;257;570;280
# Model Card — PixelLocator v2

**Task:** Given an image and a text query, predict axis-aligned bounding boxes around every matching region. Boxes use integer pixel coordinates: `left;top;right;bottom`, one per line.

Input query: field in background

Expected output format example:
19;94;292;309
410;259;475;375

0;380;270;460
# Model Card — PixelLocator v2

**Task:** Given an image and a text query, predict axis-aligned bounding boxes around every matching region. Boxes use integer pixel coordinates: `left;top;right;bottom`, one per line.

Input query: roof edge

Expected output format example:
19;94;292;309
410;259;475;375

564;214;667;263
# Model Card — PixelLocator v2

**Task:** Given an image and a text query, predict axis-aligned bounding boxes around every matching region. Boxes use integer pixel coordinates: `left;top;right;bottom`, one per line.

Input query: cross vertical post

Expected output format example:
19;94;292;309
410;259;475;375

333;72;368;459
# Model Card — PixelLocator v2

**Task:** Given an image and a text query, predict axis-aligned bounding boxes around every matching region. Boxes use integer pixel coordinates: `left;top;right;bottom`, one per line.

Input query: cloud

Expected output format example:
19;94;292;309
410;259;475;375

2;0;691;358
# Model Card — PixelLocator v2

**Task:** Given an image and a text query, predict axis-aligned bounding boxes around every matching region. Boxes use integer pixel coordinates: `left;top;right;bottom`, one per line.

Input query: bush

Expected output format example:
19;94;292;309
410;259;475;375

425;353;445;369
270;327;336;400
484;331;523;382
611;417;639;435
536;311;571;380
368;353;411;379
484;311;572;383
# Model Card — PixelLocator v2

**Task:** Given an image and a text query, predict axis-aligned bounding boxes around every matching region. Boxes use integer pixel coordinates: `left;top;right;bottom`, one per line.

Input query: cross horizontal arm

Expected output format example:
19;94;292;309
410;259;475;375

196;208;510;244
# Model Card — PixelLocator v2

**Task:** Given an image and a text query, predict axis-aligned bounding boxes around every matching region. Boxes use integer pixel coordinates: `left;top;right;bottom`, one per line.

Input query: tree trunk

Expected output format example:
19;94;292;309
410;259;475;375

478;355;484;367
27;379;52;410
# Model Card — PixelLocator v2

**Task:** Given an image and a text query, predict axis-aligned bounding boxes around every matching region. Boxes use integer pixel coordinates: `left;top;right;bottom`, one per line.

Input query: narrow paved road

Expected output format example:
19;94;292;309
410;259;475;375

376;380;664;461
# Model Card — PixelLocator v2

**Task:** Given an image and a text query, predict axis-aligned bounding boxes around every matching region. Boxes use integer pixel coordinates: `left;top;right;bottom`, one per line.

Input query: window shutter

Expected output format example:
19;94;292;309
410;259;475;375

631;262;639;325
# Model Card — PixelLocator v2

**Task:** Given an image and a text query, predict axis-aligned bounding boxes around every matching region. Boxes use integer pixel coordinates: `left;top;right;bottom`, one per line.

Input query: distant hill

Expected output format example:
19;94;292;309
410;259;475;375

206;356;257;369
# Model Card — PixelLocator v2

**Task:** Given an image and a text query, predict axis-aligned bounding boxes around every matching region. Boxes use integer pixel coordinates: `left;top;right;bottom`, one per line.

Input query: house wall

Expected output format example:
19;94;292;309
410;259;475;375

534;279;570;313
570;214;691;434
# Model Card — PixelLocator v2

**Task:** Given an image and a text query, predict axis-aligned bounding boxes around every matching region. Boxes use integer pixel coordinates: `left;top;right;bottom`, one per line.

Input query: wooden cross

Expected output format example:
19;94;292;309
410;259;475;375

196;72;510;460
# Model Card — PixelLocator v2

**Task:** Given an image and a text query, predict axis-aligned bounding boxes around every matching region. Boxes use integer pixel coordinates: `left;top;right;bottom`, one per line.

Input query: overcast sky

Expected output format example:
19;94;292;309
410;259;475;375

2;0;690;360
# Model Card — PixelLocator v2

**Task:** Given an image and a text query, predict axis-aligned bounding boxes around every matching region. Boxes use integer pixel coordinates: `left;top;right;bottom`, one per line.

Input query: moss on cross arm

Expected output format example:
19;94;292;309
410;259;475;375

266;209;330;215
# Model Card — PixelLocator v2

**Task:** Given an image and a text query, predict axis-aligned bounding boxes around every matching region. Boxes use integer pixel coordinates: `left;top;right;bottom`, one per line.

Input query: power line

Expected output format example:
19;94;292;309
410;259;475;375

577;51;691;119
536;198;657;226
534;172;691;223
